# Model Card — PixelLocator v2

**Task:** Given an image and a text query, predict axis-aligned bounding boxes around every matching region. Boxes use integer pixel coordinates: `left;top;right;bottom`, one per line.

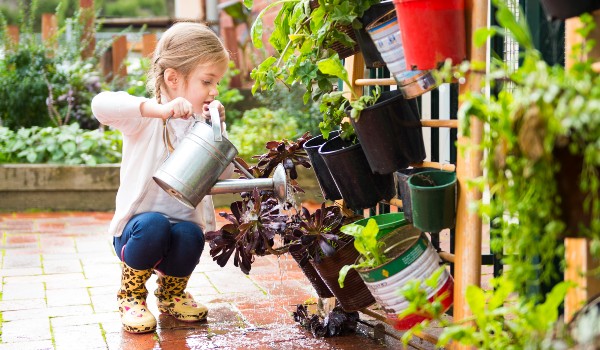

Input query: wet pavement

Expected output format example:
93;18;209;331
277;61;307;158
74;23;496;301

0;210;445;350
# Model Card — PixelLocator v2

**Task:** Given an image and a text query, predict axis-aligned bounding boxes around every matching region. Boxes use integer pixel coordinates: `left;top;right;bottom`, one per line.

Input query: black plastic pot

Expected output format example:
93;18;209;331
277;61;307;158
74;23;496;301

350;90;426;175
290;250;334;298
304;131;342;201
310;239;376;312
355;1;395;68
395;167;437;223
540;0;600;20
319;136;395;210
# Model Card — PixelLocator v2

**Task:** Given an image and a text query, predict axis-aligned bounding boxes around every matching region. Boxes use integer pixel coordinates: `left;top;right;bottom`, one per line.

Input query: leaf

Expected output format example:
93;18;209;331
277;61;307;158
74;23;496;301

316;56;350;87
466;285;486;319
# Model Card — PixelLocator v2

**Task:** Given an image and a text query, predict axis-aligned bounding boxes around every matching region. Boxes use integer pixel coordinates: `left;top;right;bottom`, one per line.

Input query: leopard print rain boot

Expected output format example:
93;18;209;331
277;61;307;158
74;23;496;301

154;272;208;322
117;263;157;333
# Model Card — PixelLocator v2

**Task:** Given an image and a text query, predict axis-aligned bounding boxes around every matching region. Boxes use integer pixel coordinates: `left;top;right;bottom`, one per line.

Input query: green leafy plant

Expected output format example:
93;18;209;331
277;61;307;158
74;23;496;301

0;124;122;165
244;0;381;140
400;274;574;349
336;218;389;287
228;108;302;161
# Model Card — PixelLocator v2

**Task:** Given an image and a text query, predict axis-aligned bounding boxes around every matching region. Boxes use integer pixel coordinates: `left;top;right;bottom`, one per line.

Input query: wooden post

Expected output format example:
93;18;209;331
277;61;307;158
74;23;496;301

452;1;487;349
80;0;96;59
141;33;157;58
41;13;58;50
112;35;128;80
343;52;365;101
564;238;600;322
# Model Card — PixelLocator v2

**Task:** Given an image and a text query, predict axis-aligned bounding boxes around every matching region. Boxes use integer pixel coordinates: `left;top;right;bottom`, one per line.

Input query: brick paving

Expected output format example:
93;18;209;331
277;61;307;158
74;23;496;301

0;210;441;350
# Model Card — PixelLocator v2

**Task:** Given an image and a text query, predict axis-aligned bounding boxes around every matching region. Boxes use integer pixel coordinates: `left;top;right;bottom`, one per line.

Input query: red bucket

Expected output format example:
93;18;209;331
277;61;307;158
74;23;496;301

393;0;466;70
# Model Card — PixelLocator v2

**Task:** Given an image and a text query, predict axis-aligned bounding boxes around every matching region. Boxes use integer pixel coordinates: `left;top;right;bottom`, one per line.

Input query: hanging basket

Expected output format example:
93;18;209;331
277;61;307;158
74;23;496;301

304;131;342;201
309;0;359;59
319;136;396;210
408;170;457;233
350;90;426;175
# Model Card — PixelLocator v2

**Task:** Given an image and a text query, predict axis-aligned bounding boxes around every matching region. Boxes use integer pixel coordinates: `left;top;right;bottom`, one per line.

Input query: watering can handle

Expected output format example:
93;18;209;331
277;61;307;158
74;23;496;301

209;106;223;142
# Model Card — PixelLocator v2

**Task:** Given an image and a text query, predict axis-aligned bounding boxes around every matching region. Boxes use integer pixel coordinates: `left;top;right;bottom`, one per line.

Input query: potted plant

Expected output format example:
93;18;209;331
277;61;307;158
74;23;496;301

205;133;314;274
285;203;377;312
337;216;453;330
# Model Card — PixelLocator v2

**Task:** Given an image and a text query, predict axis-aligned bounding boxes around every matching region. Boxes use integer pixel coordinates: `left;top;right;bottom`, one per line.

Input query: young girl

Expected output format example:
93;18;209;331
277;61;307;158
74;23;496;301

91;22;233;334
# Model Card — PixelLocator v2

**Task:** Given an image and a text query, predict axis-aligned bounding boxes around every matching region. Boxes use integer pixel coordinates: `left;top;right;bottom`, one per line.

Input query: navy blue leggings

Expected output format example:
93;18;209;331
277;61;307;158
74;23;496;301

113;212;205;277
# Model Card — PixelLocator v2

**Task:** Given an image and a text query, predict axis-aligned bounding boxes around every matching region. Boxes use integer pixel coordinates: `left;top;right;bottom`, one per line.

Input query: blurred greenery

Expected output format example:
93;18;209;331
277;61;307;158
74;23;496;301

0;124;122;164
0;0;172;28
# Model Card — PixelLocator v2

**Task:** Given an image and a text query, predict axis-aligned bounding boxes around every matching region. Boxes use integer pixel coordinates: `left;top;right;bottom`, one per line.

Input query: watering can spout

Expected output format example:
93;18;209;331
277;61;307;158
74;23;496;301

209;164;288;202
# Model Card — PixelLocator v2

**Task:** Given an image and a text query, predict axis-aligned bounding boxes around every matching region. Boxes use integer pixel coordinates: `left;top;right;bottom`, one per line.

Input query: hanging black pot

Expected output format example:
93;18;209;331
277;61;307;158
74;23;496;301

318;135;395;210
304;131;342;201
290;250;334;298
350;90;426;175
395;167;437;223
355;1;395;68
310;239;376;312
540;0;600;20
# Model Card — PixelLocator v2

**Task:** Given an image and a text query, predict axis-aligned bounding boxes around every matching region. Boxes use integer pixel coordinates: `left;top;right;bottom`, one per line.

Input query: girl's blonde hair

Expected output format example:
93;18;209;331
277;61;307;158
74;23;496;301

147;22;229;103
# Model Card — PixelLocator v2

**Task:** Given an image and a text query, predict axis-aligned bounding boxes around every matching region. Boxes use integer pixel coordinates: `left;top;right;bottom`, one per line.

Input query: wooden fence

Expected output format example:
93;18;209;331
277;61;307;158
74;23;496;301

4;0;157;82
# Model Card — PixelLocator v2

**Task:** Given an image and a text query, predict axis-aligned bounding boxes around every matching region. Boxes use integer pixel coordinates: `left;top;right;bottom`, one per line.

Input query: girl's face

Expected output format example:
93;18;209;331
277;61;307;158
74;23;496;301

173;60;228;114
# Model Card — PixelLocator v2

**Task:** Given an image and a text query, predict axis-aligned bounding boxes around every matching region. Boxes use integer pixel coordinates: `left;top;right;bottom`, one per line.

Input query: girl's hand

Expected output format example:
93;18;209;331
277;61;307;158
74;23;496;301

162;97;194;120
202;100;226;124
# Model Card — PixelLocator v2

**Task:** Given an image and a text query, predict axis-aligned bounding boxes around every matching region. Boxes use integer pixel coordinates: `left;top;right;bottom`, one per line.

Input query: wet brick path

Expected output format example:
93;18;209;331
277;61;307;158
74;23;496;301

0;211;438;350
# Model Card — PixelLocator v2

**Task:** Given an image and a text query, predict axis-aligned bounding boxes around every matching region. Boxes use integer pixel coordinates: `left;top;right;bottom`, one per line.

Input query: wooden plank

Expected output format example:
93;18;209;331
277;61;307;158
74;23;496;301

410;161;456;172
420;120;458;128
354;77;397;86
451;1;487;349
111;35;128;79
41;13;58;46
79;0;96;59
142;33;157;58
6;25;19;46
564;239;600;322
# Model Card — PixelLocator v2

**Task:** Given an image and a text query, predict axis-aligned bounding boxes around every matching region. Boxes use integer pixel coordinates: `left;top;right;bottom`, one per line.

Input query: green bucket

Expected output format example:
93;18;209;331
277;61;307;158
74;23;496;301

353;212;408;239
408;170;457;233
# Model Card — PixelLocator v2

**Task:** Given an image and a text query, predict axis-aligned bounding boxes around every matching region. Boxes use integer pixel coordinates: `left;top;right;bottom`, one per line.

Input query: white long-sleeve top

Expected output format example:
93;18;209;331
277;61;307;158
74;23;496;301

91;91;231;237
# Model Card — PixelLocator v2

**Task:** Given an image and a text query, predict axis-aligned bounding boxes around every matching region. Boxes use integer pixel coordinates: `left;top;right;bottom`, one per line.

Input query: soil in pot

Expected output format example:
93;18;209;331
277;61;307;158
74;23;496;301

304;131;342;201
351;90;426;175
319;136;396;210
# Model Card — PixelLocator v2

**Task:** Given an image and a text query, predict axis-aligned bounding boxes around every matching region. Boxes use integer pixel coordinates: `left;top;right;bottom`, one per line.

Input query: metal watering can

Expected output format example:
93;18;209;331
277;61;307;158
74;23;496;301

153;107;288;209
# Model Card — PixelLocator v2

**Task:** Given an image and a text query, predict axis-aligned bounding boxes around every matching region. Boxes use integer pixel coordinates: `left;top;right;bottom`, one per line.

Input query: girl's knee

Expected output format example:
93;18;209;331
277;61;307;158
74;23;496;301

173;222;205;247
